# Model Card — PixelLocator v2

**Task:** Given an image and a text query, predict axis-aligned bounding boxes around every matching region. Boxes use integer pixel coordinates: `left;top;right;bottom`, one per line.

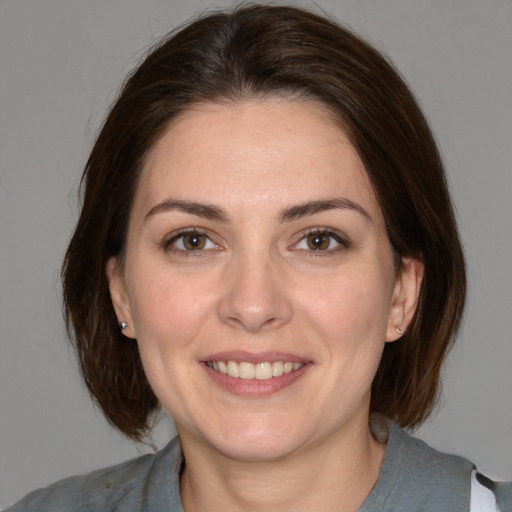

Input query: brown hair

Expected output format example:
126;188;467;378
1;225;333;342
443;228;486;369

62;4;466;440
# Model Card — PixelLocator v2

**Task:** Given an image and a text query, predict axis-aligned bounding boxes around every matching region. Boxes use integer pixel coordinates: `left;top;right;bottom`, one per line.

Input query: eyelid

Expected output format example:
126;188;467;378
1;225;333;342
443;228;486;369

290;227;350;252
161;227;222;252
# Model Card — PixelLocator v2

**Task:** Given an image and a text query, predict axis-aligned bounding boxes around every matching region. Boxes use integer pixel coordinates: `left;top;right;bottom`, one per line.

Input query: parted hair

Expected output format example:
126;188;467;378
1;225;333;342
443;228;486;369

62;4;466;441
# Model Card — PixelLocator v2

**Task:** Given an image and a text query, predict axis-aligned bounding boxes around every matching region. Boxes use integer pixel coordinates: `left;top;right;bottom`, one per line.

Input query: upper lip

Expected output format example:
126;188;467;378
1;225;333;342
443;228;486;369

202;351;310;364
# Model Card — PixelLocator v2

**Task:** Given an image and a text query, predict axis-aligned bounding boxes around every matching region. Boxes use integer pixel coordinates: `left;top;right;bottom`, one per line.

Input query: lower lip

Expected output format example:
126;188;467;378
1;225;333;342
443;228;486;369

202;363;310;397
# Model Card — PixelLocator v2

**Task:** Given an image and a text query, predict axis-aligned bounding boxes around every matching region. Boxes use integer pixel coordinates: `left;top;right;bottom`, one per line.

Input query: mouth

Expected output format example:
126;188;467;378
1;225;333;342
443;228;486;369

205;360;305;380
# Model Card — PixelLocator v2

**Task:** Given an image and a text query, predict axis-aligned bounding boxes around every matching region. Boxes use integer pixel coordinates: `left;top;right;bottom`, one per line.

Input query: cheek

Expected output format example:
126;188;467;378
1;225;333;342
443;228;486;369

297;265;393;340
127;269;216;350
126;271;218;410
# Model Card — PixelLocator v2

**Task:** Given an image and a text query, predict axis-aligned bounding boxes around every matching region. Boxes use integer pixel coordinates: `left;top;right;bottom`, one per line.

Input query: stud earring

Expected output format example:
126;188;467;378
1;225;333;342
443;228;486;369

120;322;128;331
396;327;404;335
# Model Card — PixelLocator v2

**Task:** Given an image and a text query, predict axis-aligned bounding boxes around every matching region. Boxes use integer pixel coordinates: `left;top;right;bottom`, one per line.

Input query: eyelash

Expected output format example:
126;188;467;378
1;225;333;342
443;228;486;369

161;228;220;256
161;227;349;257
292;228;349;255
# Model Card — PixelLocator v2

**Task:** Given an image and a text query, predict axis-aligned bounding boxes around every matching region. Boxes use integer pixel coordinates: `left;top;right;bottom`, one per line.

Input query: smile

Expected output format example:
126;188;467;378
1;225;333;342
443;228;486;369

206;360;304;380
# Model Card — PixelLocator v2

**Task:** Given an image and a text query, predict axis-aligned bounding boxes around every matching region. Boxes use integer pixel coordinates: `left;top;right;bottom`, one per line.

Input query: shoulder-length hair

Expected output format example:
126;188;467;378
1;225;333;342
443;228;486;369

62;4;465;441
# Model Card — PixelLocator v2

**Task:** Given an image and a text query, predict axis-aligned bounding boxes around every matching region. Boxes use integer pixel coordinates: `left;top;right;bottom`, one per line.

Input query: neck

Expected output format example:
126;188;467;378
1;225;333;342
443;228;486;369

179;417;386;512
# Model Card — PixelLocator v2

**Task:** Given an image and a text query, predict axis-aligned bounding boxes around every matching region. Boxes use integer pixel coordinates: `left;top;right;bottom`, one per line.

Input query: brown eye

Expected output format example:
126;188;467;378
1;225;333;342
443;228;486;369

306;233;332;250
182;232;206;250
293;230;346;253
167;230;217;252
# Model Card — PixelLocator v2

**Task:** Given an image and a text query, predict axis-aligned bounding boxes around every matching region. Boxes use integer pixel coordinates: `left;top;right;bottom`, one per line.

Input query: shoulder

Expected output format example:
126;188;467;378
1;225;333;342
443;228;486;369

390;422;474;504
396;427;512;511
472;472;512;512
5;437;183;512
364;417;475;510
371;418;512;511
372;415;475;481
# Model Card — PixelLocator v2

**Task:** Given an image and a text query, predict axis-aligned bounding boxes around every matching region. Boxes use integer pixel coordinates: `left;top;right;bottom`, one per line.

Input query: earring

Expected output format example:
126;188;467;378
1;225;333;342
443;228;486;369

396;327;404;335
120;322;128;331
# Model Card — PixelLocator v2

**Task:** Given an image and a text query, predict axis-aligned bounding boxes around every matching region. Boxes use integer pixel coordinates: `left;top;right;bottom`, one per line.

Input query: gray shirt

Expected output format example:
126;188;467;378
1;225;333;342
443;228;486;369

7;420;511;511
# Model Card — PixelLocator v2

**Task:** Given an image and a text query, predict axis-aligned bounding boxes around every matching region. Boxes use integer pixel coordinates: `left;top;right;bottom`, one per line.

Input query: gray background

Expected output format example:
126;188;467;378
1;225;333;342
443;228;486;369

1;0;511;507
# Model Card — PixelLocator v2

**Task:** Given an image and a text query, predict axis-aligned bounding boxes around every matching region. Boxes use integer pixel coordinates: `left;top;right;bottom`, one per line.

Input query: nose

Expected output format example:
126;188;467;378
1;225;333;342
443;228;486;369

217;252;293;333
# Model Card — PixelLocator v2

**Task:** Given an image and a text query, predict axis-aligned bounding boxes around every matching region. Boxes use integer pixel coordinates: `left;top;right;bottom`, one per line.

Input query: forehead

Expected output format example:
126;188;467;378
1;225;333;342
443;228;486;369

135;99;380;219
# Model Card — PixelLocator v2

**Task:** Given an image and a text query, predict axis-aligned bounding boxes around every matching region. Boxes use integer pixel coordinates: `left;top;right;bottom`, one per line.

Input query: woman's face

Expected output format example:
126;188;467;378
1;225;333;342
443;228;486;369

108;99;420;461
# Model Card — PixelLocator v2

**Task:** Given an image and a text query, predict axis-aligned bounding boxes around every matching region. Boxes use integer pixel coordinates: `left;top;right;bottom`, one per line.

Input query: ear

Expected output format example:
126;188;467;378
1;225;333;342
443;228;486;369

385;257;424;342
106;257;135;338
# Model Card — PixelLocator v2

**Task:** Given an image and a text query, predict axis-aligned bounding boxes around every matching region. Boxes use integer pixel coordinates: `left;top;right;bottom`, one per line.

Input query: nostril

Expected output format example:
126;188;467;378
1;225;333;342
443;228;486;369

224;313;278;333
217;265;293;331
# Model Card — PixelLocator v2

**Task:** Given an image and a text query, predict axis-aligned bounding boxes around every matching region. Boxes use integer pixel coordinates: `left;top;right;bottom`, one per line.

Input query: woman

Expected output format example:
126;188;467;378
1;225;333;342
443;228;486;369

7;4;511;511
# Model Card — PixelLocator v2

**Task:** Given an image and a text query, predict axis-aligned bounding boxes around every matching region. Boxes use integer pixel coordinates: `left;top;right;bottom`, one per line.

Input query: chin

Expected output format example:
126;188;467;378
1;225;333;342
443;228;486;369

200;416;311;462
213;436;302;462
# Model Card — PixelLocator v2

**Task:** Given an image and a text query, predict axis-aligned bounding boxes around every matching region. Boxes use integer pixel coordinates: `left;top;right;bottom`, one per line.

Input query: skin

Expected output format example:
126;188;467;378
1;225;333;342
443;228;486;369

107;99;423;511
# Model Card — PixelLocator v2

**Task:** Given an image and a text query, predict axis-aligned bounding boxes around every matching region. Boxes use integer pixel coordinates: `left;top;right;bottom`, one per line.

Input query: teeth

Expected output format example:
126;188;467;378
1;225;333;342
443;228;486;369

227;361;239;378
255;362;273;380
272;361;284;377
239;362;255;379
208;360;304;380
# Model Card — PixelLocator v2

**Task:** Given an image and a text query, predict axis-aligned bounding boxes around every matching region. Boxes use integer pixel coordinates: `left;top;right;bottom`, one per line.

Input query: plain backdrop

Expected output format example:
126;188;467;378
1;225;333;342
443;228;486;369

1;0;511;508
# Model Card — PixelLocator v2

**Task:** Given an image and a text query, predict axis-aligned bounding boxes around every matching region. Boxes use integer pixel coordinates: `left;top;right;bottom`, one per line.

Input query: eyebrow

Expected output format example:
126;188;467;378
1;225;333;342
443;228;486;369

279;198;372;222
144;197;371;223
145;198;230;222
